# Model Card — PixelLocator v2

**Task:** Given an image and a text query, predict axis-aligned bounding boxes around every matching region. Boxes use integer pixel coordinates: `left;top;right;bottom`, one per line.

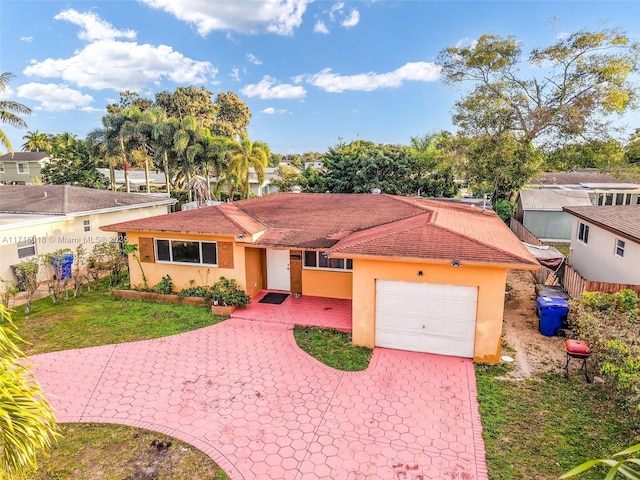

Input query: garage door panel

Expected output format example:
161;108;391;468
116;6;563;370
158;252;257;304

375;280;477;358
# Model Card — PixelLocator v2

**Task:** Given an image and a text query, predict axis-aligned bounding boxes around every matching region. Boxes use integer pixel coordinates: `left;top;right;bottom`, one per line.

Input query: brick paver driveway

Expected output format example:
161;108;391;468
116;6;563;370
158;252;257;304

32;319;488;480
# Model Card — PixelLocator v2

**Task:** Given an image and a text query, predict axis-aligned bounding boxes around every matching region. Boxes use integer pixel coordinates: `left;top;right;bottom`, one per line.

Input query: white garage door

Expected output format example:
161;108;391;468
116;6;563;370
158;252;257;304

375;280;478;357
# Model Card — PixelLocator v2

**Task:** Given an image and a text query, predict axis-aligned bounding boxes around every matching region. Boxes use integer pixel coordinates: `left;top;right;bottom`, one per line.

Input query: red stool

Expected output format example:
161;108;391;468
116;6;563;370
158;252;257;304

564;339;591;383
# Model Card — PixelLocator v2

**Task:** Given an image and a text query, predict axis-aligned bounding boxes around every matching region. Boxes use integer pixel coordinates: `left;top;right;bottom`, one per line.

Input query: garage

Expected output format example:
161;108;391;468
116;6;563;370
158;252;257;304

375;280;478;357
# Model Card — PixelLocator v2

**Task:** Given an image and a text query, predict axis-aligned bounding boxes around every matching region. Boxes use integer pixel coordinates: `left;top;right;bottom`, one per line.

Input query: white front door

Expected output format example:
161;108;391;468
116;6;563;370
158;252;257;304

267;249;291;291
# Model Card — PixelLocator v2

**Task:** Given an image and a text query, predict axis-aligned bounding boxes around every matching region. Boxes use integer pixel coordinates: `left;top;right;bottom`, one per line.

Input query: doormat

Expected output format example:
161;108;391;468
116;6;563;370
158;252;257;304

259;293;289;305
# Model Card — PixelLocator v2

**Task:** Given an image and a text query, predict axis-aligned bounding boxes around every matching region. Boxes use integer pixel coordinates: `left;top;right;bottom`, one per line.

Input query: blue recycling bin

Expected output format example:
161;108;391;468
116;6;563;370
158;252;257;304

536;296;569;337
52;253;74;280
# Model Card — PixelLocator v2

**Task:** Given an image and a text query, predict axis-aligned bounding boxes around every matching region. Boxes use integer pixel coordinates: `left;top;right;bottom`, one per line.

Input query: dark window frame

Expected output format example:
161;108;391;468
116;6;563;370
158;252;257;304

578;222;590;244
302;251;353;271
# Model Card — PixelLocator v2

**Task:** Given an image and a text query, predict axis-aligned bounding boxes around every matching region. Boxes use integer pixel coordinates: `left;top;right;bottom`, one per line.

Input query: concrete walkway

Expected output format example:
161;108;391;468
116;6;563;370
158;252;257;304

32;319;488;480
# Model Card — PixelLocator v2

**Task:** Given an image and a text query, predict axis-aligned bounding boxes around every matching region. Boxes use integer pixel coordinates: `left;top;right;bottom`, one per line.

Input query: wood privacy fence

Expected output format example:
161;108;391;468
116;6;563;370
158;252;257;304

562;264;640;299
509;217;544;246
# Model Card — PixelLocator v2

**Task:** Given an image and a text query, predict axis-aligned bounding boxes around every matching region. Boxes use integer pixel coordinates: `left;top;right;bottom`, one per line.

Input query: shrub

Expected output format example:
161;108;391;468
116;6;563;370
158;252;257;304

152;275;174;295
570;289;640;410
211;277;250;308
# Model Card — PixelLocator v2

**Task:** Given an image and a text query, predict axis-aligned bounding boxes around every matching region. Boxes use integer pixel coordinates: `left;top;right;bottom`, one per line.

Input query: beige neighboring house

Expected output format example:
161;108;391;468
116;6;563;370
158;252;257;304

0;152;50;185
0;185;176;283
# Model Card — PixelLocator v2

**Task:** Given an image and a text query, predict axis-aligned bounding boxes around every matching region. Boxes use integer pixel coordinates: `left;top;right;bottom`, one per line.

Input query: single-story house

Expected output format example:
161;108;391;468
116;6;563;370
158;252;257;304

563;205;640;285
103;193;538;363
0;152;50;185
515;189;593;242
0;185;176;282
515;170;640;242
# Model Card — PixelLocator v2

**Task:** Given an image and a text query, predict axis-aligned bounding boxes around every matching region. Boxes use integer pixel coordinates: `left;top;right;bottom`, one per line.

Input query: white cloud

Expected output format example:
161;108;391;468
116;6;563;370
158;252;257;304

139;0;313;36
262;107;288;114
16;82;95;111
241;76;306;99
246;53;263;65
230;68;241;81
341;9;359;28
20;36;33;43
24;40;216;91
300;62;441;93
314;20;329;34
55;9;136;41
22;10;217;91
329;2;345;22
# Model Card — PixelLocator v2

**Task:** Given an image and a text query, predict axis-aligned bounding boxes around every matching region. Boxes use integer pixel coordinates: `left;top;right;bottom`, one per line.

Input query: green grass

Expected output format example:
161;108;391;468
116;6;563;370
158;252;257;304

28;423;229;480
476;363;640;480
293;325;372;371
11;284;225;356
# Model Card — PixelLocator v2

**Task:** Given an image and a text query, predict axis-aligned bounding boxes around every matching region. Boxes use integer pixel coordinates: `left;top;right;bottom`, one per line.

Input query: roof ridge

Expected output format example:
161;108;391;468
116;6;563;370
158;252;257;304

329;212;432;253
217;203;266;234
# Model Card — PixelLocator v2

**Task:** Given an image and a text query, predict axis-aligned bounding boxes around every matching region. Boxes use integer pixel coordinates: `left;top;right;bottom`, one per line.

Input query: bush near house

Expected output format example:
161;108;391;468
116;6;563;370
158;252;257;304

569;289;640;410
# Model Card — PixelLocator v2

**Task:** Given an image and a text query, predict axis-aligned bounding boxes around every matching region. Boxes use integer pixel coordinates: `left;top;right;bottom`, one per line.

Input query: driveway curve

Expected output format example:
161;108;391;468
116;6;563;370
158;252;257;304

32;319;488;480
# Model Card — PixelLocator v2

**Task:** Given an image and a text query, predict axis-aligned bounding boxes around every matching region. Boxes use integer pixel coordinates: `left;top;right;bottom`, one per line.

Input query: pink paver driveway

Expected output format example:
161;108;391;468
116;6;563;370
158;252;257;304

32;319;488;480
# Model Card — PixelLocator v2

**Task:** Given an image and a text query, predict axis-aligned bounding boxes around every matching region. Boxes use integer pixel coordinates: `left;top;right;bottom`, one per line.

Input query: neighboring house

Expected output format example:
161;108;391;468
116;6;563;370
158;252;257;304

98;167;280;196
0;185;176;282
103;193;538;363
563;205;640;285
515;189;593;242
515;170;640;242
0;152;50;185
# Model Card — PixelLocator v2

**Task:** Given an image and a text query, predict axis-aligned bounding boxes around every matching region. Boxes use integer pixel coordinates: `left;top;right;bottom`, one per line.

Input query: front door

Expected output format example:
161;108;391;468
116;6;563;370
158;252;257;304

267;249;291;291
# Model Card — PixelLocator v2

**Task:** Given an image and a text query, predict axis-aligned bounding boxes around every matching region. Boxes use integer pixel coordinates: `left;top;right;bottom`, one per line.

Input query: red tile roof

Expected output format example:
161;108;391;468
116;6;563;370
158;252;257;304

103;193;538;267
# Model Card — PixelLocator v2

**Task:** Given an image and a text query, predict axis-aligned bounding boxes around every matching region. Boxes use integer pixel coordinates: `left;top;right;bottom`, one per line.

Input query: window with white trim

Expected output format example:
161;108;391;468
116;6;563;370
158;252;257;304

303;251;353;271
17;163;29;174
154;239;217;265
83;219;91;232
615;239;625;257
17;238;36;259
578;222;589;244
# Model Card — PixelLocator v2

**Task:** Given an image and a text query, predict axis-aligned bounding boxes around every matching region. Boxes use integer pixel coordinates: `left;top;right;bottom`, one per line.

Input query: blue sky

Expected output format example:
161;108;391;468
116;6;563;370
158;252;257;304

1;1;640;155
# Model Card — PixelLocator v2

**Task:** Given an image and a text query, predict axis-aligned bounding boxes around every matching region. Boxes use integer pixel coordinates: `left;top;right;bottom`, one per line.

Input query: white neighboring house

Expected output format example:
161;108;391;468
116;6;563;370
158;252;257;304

563;205;640;285
0;185;176;282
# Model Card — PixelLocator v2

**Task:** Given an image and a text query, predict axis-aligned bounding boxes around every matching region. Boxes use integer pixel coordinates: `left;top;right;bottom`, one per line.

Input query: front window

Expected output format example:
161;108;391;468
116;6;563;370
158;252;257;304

303;251;353;271
17;238;36;259
578;222;589;244
0;163;4;173
615;239;625;257
17;163;29;174
604;193;613;205
615;193;625;205
154;239;217;265
83;219;91;232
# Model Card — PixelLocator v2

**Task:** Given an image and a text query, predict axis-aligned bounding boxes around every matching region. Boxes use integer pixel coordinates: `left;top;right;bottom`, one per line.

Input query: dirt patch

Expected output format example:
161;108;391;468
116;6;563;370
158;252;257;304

501;270;567;379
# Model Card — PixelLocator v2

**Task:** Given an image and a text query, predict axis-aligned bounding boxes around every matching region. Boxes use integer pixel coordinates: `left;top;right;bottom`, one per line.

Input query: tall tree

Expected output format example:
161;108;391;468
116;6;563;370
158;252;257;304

544;140;626;172
213;91;251;138
144;108;178;195
226;133;270;200
155;86;217;128
438;29;640;198
410;131;460;198
106;90;152;115
173;116;206;201
438;29;640;145
0;72;31;154
21;130;52;153
0;304;58;477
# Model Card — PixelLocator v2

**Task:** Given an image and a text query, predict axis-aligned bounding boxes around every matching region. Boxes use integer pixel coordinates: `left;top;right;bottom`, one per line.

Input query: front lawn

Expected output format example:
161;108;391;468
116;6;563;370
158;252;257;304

476;363;640;479
293;325;372;371
11;284;225;356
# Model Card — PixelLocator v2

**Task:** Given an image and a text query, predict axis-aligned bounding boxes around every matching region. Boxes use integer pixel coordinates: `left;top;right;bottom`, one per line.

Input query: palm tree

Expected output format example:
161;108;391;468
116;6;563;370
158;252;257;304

173;116;206;201
144;108;178;195
226;133;270;200
102;108;142;192
21;130;52;152
198;130;234;200
0;72;31;154
86;128;116;190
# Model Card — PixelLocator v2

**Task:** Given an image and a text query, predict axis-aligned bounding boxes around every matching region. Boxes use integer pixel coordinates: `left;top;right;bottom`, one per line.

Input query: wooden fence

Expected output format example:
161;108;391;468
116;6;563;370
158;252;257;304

509;217;544;246
562;264;640;298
